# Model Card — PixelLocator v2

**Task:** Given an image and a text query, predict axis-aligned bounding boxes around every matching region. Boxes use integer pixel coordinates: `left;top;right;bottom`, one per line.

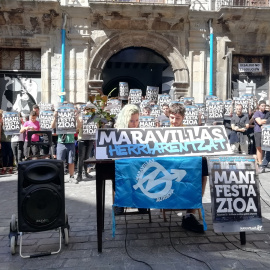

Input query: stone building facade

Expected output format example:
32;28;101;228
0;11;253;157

0;0;270;111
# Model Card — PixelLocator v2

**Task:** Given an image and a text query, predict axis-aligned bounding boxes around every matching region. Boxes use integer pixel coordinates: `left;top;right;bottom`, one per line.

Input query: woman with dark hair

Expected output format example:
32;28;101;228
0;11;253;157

20;111;40;159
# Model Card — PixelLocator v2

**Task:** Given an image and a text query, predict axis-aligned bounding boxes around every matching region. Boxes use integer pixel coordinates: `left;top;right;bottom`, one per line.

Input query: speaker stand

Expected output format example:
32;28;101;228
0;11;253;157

19;229;63;258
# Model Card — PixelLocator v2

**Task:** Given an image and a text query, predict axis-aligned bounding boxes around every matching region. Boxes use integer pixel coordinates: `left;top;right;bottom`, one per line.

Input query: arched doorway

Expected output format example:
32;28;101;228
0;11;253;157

102;47;173;97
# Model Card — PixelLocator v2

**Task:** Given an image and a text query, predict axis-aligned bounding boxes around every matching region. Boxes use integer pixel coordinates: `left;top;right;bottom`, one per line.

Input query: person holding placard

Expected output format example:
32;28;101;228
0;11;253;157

168;103;207;233
75;104;95;182
253;100;267;173
11;113;25;171
51;110;78;183
156;103;169;127
260;109;270;173
142;106;152;116
230;104;249;155
0;111;14;174
20;111;40;159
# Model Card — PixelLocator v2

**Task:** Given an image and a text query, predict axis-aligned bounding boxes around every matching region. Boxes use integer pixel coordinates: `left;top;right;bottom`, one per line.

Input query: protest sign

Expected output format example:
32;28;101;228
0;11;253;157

208;156;263;233
223;100;233;120
205;95;218;101
159;119;170;127
183;97;195;105
157;94;171;107
183;105;199;126
3;111;20;135
233;97;249;114
261;125;270;151
39;102;54;111
82;114;97;139
140;99;151;112
150;105;161;118
240;93;256;112
56;104;76;134
206;100;224;124
96;125;231;159
195;103;205;124
106;99;122;116
129;89;142;105
145;86;159;102
118;82;129;100
39;110;54;130
139;116;156;128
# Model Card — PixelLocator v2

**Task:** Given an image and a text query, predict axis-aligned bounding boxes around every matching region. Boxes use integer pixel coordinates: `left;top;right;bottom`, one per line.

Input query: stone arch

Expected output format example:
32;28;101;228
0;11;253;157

88;31;189;89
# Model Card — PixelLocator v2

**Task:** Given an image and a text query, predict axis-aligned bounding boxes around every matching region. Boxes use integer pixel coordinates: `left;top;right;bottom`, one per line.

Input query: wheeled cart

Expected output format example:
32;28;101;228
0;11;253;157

9;131;70;258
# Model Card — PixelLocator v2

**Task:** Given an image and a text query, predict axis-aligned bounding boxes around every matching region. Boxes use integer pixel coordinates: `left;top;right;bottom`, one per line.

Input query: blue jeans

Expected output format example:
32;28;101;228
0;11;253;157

262;151;270;168
77;140;94;175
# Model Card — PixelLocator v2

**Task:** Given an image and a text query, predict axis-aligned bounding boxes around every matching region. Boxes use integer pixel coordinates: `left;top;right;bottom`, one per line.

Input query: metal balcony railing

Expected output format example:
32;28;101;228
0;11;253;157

219;0;270;7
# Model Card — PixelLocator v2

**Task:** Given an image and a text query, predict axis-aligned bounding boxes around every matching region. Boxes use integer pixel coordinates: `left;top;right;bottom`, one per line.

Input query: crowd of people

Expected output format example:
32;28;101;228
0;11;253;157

0;95;269;233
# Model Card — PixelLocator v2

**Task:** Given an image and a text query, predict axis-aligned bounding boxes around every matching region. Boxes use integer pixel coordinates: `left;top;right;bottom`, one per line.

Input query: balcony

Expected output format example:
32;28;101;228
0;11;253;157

88;0;190;4
218;0;270;7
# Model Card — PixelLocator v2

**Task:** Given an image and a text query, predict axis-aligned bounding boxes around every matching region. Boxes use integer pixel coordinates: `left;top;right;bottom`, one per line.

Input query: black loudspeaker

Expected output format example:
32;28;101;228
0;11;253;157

18;159;65;232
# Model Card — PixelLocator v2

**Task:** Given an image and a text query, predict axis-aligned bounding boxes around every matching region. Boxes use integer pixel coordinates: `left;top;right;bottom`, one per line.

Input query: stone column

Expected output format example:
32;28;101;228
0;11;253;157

41;46;51;103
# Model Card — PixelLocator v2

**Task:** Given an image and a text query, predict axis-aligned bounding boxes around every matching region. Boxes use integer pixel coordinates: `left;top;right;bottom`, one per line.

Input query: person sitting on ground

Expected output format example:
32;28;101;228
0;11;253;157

168;103;208;233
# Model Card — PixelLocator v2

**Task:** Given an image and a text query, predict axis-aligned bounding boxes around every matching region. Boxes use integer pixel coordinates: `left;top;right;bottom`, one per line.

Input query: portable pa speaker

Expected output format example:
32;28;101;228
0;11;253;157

18;159;65;232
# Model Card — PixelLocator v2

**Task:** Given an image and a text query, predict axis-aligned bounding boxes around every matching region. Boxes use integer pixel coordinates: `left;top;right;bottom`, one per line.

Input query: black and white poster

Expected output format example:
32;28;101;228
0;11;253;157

139;116;156;128
82;114;97;138
223;100;233;120
208;156;263;233
240;93;256;112
183;97;195;105
140;99;151;112
0;73;41;116
119;82;129;100
106;99;122;116
160;119;170;127
2;111;20;135
205;95;218;101
183;105;199;126
129;89;142;105
145;86;159;102
96;125;231;159
39;102;54;111
195;103;206;124
261;125;270;151
157;94;171;107
39;110;54;130
150;105;161;118
206;100;224;124
233;97;249;114
56;104;76;134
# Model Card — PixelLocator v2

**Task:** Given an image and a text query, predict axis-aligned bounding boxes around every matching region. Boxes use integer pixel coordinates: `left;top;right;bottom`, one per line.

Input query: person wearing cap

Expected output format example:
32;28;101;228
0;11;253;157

75;104;96;182
51;105;78;183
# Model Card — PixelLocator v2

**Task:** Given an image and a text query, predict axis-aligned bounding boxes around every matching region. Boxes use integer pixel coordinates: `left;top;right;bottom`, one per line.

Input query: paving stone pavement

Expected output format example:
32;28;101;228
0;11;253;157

0;167;270;270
